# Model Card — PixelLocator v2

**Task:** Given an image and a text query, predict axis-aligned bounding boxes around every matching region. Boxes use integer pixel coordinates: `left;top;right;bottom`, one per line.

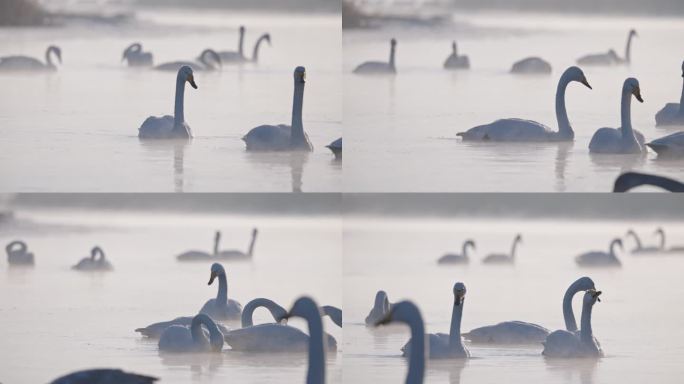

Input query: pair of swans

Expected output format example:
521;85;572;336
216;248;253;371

655;60;684;127
481;234;522;264
6;240;35;265
613;172;684;192
510;57;552;74
576;239;622;267
353;38;397;75
177;229;258;261
0;45;62;72
542;289;603;358
437;240;475;264
216;26;272;64
577;29;637;66
155;49;222;72
122;43;153;67
627;228;684;254
50;369;157;384
72;246;113;271
458;66;591;141
444;41;470;70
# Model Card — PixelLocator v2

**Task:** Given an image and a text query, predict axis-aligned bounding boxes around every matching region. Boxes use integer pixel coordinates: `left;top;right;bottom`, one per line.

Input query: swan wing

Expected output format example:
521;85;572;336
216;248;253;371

218;51;245;62
511;57;551;74
214;249;248;260
50;369;158;384
437;253;467;264
243;124;292;151
576;52;615;66
458;119;554;142
158;325;194;352
136;317;193;338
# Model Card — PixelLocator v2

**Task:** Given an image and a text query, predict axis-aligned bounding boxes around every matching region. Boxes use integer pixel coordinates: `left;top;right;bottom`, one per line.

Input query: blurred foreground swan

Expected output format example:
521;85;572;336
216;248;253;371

374;301;425;384
655;61;684;126
576;239;622;267
216;27;271;64
647;131;684;157
278;297;327;384
199;263;243;320
353;38;396;74
6;240;35;265
577;29;637;66
613;172;684;192
73;246;112;271
50;369;157;384
138;66;197;140
365;290;392;326
482;234;521;264
543;289;603;358
443;41;469;70
177;229;258;261
327;138;342;160
122;43;153;67
510;57;551;74
0;45;61;72
438;239;475;264
243;66;313;151
155;49;221;72
589;78;646;154
458;67;591;141
158;314;224;353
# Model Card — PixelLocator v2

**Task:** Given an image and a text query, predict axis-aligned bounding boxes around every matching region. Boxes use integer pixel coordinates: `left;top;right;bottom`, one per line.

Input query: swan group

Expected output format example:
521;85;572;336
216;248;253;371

6;240;35;266
200;263;243;321
216;26;271;64
577;29;637;66
655;60;684;126
627;228;684;254
177;229;258;261
575;238;622;267
437;239;475;264
0;45;62;72
72;246;113;271
353;38;396;74
542;289;603;358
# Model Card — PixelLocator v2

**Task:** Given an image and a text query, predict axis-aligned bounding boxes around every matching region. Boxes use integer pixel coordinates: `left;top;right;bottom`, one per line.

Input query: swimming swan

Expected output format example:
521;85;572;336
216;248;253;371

437;239;475;264
243;66;313;151
135;316;230;339
588;78;646;154
647;131;684;157
482;234;521;264
626;228;664;254
155;49;221;72
458;67;591;142
50;369;158;384
510;57;552;74
138;66;197;140
122;43;153;67
249;33;271;63
542;289;603;358
575;239;622;267
613;172;684;192
6;240;35;265
327;138;342;160
176;231;221;261
199;263;243;321
402;282;470;359
353;38;396;74
158;314;224;353
278;297;327;384
655;61;684;126
215;228;258;260
443;41;470;70
365;290;392;326
374;301;426;384
72;246;113;271
0;45;62;72
577;29;637;66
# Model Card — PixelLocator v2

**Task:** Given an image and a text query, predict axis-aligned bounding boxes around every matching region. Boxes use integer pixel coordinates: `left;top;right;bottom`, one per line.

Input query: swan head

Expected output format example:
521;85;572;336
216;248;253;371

453;282;466;306
514;234;523;243
90;246;103;259
239;25;245;34
654;227;664;236
178;66;198;89
623;78;642;103
584;289;602;305
208;263;225;285
565;66;592;89
464;239;476;249
262;33;272;45
252;228;259;237
629;29;638;37
294;66;306;84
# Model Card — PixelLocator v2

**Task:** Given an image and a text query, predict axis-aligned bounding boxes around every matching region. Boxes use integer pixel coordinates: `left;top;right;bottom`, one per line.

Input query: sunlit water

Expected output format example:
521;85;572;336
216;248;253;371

343;215;684;383
0;10;341;192
0;206;342;383
343;13;684;192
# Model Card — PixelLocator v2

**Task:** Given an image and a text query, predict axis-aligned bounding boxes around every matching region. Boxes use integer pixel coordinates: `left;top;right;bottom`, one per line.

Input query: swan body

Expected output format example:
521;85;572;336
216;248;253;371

72;246;112;271
655;62;684;126
135;316;230;339
279;297;327;384
482;234;521;264
510;57;551;74
158;314;224;353
365;290;392;326
443;41;470;70
458;67;591;142
437;239;475;264
576;29;637;66
0;45;62;72
155;49;221;72
353;38;396;74
576;239;622;267
589;78;646;154
50;369;157;384
647;131;684;157
6;240;35;265
542;289;603;358
243;66;313;151
139;66;197;140
613;172;684;192
327;138;342;159
199;263;243;321
402;283;470;359
122;43;153;67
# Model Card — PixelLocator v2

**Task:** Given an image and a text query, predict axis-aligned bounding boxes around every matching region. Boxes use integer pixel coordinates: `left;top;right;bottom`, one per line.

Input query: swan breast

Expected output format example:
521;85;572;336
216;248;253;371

243;124;292;151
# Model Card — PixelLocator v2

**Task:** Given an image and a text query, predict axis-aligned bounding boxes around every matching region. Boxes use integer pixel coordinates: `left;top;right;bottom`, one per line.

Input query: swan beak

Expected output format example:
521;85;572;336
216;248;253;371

581;78;592;89
188;75;198;89
594;291;602;302
208;271;217;285
634;88;643;103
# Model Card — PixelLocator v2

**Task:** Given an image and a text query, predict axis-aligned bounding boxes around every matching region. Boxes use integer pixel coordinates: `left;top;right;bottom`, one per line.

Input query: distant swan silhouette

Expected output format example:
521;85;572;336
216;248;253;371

577;29;637;66
437;239;475;264
327;138;342;160
72;246;113;271
122;43;153;67
576;239;622;267
482;234;521;264
542;289;603;358
443;41;470;70
353;38;396;74
278;297;327;384
155;49;221;72
510;57;551;74
6;240;35;266
199;263;243;321
50;369;157;384
626;228;664;254
647;131;684;157
458;67;591;141
243;66;313;151
158;314;224;353
365;290;392;326
655;60;684;126
0;45;62;72
589;78;646;154
138;66;197;140
613;172;684;192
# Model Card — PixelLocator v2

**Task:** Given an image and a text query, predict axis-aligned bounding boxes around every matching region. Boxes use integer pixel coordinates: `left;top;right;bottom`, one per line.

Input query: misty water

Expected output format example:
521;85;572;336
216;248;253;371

344;13;684;192
343;215;684;383
0;205;342;383
0;10;341;192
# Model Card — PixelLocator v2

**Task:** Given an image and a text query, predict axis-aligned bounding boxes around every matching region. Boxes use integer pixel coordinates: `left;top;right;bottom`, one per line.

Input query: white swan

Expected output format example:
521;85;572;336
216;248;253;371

0;45;62;72
353;38;396;74
577;29;637;66
155;49;221;72
122;43;153;67
402;282;470;359
50;369;158;384
542;289;603;358
655;61;684;126
510;57;551;74
437;239;475;265
626;228;664;254
327;138;342;160
613;172;684;192
482;234;521;264
243;66;313;151
458;67;591;142
199;263;243;321
72;246;113;271
443;41;470;70
176;231;220;261
218;26;247;63
138;66;197;140
215;228;258;260
576;239;622;267
365;290;392;326
647;131;684;157
158;313;224;353
374;301;426;384
6;240;35;266
279;297;327;384
588;78;646;154
135;316;230;339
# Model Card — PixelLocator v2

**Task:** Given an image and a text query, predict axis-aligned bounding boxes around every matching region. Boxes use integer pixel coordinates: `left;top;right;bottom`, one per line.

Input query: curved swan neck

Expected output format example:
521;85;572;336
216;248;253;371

241;298;285;327
555;72;573;138
615;172;684;192
46;47;56;68
625;32;635;64
216;272;228;304
461;241;473;257
510;237;520;259
7;240;27;254
252;35;268;62
580;300;594;343
174;71;186;128
609;239;621;257
191;314;223;348
449;298;464;348
627;231;642;250
290;79;306;146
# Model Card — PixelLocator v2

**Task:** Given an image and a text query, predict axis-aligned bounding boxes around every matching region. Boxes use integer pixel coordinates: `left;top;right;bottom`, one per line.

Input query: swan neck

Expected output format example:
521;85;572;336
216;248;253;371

620;89;634;140
562;283;582;332
658;231;665;249
625;33;634;63
406;313;425;384
304;307;326;384
174;73;186;128
580;300;594;343
461;242;471;258
290;81;306;146
389;44;396;70
217;272;228;304
213;233;220;255
555;74;573;138
45;47;55;68
510;238;519;259
449;300;464;348
252;36;266;62
191;315;223;347
247;232;257;256
609;239;620;257
241;298;280;327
